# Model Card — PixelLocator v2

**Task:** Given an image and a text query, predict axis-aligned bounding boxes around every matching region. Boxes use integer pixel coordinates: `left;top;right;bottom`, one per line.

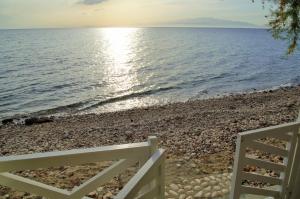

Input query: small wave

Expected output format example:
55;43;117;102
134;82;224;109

236;75;258;82
28;86;179;116
30;100;88;116
51;83;76;90
81;86;179;111
2;68;18;74
176;72;232;88
209;72;233;80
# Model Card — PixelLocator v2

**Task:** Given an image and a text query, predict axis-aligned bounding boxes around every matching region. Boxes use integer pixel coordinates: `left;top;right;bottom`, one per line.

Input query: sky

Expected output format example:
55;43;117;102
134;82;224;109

0;0;272;29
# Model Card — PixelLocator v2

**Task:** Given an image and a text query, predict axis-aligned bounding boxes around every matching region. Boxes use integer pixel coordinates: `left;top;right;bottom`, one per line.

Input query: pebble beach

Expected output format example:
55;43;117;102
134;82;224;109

1;86;300;199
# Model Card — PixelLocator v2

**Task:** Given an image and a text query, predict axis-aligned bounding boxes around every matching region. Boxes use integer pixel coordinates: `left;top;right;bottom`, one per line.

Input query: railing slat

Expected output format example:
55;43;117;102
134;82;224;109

280;131;297;198
246;140;289;157
0;142;150;172
0;173;70;199
239;122;299;140
241;171;282;185
70;158;138;198
244;157;286;172
270;133;294;142
230;135;246;199
115;149;165;199
240;185;280;197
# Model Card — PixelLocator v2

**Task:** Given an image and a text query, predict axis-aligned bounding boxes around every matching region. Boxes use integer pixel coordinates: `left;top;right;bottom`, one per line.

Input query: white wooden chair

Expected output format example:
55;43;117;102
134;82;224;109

230;114;300;199
0;136;165;199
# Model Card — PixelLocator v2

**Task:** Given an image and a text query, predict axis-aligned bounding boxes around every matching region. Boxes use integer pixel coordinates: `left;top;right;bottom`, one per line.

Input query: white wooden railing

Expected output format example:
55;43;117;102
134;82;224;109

230;118;300;199
0;136;165;199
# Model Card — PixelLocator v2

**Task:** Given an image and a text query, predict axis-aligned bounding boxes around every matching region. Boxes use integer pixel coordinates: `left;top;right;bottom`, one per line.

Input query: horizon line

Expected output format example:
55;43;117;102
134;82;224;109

0;25;268;31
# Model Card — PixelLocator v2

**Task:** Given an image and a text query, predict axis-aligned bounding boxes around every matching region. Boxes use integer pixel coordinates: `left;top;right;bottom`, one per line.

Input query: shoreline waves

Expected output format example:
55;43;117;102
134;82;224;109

1;86;300;157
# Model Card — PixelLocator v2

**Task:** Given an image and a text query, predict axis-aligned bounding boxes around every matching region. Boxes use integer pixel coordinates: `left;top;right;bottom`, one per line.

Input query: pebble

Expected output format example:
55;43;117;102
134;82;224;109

166;173;232;199
179;194;186;199
170;184;179;191
194;186;201;191
194;191;203;198
169;190;178;197
184;185;192;190
200;182;209;187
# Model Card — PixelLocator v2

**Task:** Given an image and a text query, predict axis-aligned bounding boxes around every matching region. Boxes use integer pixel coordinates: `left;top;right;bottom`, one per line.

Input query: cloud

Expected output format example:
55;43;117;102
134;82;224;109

78;0;108;5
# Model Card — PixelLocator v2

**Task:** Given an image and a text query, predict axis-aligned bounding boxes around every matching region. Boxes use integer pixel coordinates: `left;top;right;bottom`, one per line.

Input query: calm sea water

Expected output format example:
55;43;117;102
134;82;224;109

0;27;300;120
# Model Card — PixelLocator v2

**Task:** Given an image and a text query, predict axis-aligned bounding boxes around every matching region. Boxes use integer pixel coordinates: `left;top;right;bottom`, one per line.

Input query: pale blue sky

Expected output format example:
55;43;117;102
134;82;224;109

0;0;272;29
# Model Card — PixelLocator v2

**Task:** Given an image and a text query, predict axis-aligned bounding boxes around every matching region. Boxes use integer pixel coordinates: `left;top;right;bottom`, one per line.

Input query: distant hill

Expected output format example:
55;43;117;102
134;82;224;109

163;17;261;28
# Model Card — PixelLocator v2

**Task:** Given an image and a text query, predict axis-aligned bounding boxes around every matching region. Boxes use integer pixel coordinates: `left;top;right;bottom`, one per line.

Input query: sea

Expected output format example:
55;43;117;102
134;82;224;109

0;27;300;120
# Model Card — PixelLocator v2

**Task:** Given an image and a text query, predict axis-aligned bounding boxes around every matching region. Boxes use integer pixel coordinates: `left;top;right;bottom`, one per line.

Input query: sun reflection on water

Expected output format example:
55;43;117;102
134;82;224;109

84;27;160;114
101;28;138;74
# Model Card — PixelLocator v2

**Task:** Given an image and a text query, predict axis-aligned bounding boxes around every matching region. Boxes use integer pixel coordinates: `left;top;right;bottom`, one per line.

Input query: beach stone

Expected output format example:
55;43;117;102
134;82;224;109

103;192;113;199
211;191;220;198
187;190;194;195
203;186;212;192
184;185;192;190
169;190;178;197
179;194;186;199
195;179;201;183
210;180;218;185
178;189;184;194
14;192;26;198
191;163;197;168
204;192;211;198
170;184;179;191
3;194;10;199
2;118;14;125
97;187;103;192
201;182;209;187
222;188;229;194
194;186;201;191
88;191;97;197
217;191;223;196
24;117;53;125
194;191;203;198
216;177;222;182
214;185;222;190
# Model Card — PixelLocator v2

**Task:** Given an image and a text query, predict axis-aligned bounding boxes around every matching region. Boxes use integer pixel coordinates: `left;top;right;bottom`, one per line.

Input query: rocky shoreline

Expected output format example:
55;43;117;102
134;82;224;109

0;86;300;198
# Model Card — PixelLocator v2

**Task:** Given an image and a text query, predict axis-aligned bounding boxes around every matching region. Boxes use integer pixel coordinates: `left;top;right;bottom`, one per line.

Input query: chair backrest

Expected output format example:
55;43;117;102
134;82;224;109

230;119;300;199
289;112;300;199
0;136;166;199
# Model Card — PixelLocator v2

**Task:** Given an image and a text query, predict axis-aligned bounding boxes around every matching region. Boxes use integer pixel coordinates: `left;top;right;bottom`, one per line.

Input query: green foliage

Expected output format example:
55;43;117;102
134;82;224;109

264;0;300;54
